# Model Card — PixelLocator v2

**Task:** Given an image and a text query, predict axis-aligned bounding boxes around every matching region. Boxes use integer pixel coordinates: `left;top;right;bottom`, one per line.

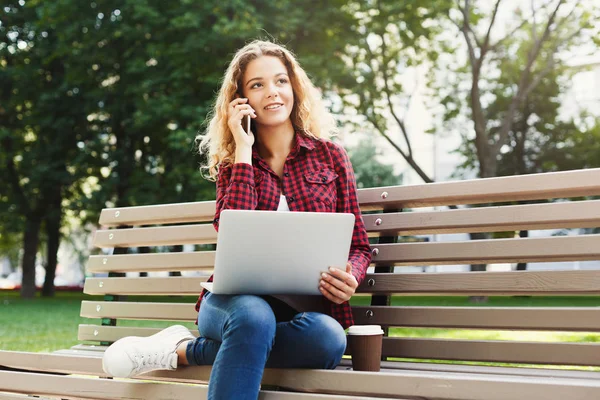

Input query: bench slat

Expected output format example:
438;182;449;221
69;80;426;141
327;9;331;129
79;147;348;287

0;394;57;400
87;251;215;273
372;235;600;266
81;301;600;332
97;169;600;227
88;235;600;273
84;270;600;296
359;168;600;210
351;306;600;331
0;371;371;400
379;337;600;367
4;349;600;389
95;201;600;247
99;201;215;227
94;224;216;248
78;325;197;342
5;353;600;400
76;325;600;367
358;270;600;295
80;301;197;321
363;200;600;235
84;276;206;295
338;359;600;380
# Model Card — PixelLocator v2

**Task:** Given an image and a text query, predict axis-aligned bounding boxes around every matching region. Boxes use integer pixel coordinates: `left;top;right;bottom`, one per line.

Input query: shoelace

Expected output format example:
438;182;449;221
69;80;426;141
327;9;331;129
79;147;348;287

132;351;170;373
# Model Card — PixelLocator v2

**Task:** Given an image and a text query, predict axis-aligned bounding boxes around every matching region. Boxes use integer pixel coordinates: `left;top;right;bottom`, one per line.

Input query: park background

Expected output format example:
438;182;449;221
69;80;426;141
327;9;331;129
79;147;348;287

1;0;600;357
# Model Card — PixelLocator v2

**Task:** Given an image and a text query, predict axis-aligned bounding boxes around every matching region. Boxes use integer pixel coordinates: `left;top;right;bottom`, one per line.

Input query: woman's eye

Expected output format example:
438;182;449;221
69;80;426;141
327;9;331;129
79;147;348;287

251;82;263;89
278;78;289;84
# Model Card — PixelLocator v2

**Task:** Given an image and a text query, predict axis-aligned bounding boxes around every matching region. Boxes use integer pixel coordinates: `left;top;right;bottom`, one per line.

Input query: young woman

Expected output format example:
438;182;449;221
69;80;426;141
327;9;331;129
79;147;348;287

102;40;371;400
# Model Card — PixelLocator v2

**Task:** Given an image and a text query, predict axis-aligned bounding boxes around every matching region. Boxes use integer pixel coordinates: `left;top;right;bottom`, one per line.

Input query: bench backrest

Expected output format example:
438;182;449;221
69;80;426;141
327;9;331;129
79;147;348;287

81;168;600;367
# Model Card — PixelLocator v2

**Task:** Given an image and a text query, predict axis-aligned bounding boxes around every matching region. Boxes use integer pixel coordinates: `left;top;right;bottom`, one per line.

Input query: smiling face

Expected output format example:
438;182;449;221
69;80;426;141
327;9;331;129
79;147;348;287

241;55;295;131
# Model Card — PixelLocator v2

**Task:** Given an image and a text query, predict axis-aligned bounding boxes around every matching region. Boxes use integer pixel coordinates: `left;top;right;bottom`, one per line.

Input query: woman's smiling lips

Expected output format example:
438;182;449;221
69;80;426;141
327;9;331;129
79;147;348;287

264;103;284;111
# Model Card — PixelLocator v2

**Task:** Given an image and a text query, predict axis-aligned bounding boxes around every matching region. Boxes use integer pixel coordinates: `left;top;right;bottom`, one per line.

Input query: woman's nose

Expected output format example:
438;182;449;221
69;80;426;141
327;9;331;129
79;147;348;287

266;84;278;99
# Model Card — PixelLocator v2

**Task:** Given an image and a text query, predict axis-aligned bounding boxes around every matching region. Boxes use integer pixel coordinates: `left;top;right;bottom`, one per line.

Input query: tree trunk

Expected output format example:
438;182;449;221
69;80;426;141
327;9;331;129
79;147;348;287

20;215;42;298
42;203;61;297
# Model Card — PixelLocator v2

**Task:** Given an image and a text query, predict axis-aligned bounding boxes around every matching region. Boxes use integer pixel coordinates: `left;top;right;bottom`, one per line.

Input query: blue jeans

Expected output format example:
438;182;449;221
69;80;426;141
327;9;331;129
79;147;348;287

185;292;347;400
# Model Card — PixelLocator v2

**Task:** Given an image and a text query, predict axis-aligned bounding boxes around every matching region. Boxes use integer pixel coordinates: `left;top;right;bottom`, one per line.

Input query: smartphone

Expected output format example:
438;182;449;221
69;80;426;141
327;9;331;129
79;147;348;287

244;114;251;134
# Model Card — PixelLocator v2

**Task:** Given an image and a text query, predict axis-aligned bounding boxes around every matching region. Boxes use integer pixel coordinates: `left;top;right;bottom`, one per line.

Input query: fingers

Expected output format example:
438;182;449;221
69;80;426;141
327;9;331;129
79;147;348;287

326;266;358;289
320;266;358;304
232;107;256;121
319;285;346;304
229;97;248;107
321;271;351;293
229;98;256;116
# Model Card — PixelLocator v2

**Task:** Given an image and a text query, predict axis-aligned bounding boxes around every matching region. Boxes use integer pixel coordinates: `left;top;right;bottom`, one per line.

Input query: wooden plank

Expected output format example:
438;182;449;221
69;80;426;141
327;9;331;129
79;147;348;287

89;235;600;274
0;351;104;376
78;324;199;342
82;301;600;332
378;337;600;367
84;269;600;296
83;277;206;295
4;353;600;400
69;344;108;352
97;199;600;240
358;168;600;210
93;224;216;248
53;349;105;358
97;169;600;225
0;394;56;400
358;270;600;295
100;201;215;227
80;301;197;321
352;306;600;331
363;200;600;235
338;359;600;380
5;349;598;384
77;325;600;366
87;251;215;273
373;235;600;266
0;371;387;400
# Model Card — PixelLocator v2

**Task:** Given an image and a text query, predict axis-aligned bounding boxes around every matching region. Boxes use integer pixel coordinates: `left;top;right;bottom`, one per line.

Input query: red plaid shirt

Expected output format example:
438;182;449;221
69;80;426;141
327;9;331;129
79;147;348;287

195;133;371;329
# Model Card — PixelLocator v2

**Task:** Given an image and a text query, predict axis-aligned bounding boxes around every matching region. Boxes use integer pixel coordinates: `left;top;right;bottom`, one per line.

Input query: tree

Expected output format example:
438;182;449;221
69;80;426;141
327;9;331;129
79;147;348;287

1;0;361;296
1;1;95;297
335;0;453;184
441;0;599;179
348;139;403;189
435;1;599;273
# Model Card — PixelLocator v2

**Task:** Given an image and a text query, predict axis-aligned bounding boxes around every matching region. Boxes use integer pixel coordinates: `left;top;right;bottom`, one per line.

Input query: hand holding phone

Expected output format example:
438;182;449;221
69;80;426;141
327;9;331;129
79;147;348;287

228;96;255;155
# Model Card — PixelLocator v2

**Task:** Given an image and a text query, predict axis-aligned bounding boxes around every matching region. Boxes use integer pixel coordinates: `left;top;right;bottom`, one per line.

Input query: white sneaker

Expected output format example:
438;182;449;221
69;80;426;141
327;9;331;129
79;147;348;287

102;325;194;378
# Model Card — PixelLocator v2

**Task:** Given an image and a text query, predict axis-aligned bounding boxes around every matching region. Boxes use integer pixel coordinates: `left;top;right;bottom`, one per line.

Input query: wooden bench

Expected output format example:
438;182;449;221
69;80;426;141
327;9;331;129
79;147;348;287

3;168;600;399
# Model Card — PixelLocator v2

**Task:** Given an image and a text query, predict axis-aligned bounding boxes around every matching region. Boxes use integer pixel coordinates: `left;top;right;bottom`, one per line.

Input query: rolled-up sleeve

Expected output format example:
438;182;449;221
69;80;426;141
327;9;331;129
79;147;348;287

213;163;258;231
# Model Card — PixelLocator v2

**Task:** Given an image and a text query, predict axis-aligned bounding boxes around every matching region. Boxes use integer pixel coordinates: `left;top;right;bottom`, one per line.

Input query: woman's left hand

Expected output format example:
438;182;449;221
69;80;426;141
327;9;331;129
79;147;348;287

319;262;358;304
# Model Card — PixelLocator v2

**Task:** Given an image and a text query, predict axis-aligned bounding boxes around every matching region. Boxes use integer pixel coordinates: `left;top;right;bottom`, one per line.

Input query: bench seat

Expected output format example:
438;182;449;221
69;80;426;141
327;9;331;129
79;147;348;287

3;350;600;400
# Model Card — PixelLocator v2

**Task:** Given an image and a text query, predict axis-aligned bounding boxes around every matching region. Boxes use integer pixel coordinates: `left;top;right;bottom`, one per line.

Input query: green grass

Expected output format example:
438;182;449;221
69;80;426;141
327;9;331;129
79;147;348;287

3;291;600;362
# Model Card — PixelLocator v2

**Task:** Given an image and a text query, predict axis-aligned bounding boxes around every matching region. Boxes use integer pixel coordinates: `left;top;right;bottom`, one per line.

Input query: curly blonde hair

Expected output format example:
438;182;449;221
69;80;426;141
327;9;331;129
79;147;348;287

197;40;336;181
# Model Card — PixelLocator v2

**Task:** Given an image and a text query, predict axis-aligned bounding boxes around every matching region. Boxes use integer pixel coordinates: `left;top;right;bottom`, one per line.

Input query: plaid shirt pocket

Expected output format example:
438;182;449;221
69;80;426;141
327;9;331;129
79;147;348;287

304;169;338;208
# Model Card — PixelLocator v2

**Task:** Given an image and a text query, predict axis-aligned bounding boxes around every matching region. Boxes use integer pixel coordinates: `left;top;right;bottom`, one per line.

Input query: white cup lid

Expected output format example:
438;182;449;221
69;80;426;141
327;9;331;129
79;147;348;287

347;325;384;335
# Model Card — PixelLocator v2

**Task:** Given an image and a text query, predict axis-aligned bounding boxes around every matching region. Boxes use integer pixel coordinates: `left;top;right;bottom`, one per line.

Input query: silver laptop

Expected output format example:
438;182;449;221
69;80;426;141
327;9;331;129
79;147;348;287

201;209;355;295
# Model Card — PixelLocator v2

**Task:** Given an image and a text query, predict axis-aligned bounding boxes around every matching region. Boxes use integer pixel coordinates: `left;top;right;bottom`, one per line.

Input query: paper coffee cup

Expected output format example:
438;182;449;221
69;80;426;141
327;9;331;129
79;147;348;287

347;325;384;372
